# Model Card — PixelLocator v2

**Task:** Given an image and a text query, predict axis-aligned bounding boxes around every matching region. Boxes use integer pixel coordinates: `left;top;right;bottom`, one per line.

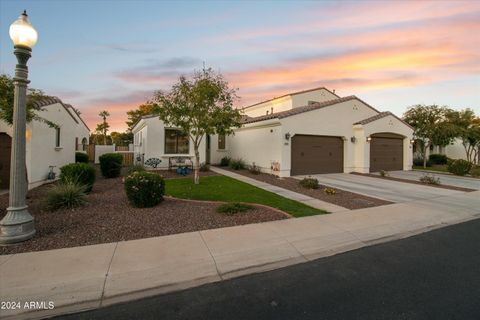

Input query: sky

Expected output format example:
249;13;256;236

1;0;479;132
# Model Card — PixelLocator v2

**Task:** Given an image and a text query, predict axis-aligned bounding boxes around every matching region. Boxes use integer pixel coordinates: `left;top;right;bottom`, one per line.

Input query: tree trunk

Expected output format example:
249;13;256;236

194;147;200;185
423;144;429;168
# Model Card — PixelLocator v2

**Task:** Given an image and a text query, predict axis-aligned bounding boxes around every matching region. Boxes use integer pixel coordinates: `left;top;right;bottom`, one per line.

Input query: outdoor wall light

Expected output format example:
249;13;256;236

350;136;356;143
366;136;372;142
285;133;291;140
410;139;415;144
9;10;38;49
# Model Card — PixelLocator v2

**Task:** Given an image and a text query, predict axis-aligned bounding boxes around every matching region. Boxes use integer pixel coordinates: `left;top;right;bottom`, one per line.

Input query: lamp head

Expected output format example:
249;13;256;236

9;10;38;49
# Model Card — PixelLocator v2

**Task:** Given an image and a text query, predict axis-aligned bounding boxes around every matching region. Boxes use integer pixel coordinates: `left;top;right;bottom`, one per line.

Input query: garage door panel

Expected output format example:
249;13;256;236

370;136;403;172
291;135;343;175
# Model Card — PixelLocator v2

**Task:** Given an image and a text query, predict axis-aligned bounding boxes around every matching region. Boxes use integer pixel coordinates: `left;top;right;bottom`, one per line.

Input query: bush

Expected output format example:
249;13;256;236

220;156;231;167
248;163;261;175
75;152;89;163
199;162;210;172
125;164;145;176
419;174;441;185
413;157;432;167
229;158;246;170
60;163;96;193
324;187;337;195
429;154;448;165
124;171;165;208
217;202;253;215
99;153;123;178
46;180;87;211
379;170;388;177
299;177;319;189
447;159;472;176
470;165;480;178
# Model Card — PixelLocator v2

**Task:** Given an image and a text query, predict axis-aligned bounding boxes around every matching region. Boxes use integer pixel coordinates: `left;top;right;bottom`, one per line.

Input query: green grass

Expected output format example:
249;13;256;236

165;175;328;217
413;165;448;173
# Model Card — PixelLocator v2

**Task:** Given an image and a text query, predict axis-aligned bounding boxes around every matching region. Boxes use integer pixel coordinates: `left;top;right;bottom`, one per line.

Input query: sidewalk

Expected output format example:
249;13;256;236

1;191;479;319
210;167;347;213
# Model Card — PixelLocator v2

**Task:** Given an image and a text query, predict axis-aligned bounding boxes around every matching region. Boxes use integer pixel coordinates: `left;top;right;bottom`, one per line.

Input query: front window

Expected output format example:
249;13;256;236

55;127;61;147
165;129;189;154
218;134;226;150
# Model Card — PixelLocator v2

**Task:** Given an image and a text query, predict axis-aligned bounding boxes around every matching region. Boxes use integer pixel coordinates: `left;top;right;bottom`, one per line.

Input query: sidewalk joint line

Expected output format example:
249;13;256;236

99;242;118;306
0;253;15;267
199;231;223;280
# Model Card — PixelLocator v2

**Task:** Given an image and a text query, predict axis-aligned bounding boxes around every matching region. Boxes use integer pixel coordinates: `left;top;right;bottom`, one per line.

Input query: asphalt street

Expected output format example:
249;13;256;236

57;218;480;320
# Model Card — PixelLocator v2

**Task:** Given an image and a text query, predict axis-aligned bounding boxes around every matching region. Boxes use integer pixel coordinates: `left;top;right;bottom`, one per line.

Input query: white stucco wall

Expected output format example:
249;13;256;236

242;96;292;117
290;88;339;107
445;138;468;160
209;134;230;164
68;107;90;151
94;145;116;163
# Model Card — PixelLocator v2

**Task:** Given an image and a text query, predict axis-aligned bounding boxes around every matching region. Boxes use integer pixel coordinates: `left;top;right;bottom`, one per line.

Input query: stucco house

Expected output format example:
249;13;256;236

132;87;414;177
0;97;90;189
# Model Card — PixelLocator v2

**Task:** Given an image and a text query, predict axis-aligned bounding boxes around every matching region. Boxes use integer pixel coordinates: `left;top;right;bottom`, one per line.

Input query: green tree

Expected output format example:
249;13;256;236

404;105;455;168
446;109;480;163
126;103;161;131
111;131;133;146
96;110;110;145
152;68;242;184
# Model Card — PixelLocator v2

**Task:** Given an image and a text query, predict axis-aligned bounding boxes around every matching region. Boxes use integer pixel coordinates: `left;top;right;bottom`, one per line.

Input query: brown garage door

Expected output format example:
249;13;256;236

370;133;403;172
0;133;12;189
291;135;343;175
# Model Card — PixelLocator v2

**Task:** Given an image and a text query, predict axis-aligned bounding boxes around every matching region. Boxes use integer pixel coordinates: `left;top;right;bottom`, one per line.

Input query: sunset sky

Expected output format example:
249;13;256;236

1;0;479;132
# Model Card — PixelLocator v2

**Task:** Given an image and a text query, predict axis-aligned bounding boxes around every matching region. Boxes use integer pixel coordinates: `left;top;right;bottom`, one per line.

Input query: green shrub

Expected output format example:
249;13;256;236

46;180;87;211
125;164;146;176
217;202;253;215
199;162;210;172
220;156;231;167
124;171;165;208
75;152;89;163
429;154;448;165
60;163;96;193
229;158;246;170
299;177;319;189
248;163;261;175
470;166;480;178
379;170;388;177
413;157;432;167
447;159;472;176
419;174;441;185
99;153;123;178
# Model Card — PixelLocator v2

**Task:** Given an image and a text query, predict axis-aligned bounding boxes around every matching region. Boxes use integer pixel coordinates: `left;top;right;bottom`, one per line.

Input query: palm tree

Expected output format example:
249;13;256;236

98;110;110;145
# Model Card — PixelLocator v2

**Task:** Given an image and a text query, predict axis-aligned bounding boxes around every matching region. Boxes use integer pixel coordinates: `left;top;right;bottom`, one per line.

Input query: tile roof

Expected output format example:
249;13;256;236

30;96;83;126
242;96;357;124
353;112;392;125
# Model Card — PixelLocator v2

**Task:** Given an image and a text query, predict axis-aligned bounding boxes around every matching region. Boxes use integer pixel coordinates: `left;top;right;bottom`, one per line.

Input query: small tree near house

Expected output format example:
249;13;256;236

152;68;242;184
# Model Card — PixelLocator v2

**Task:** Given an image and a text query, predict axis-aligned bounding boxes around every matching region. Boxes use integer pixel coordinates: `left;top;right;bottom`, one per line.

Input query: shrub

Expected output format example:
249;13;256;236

99;153;123;178
429;154;448;165
125;164;145;176
145;157;162;168
217;202;253;215
46;180;87;211
379;170;388;177
470;166;480;178
447;159;472;176
60;163;96;193
413;157;432;167
124;171;165;208
324;187;337;195
199;162;210;172
229;158;246;170
220;156;231;167
299;177;319;189
75;152;89;163
419;174;440;185
248;163;261;175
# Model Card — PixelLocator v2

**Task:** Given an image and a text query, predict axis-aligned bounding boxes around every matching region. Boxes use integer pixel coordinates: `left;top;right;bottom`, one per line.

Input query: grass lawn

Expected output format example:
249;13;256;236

165;175;328;217
413;165;449;173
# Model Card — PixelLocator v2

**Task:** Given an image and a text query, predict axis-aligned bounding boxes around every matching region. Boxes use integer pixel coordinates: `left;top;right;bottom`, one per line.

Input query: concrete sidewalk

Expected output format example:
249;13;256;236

1;191;479;320
210;167;347;213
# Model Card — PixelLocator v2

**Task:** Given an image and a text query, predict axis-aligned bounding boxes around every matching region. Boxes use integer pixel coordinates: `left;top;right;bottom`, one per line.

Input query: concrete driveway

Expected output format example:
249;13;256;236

374;170;480;190
295;173;465;203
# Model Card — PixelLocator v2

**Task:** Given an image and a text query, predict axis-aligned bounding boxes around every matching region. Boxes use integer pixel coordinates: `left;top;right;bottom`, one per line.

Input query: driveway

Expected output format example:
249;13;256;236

375;170;480;190
295;173;464;203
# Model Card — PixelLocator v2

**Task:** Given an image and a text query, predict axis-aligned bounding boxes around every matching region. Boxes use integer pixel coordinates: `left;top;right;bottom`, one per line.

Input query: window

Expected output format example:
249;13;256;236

218;134;226;150
165;129;189;154
55;127;61;147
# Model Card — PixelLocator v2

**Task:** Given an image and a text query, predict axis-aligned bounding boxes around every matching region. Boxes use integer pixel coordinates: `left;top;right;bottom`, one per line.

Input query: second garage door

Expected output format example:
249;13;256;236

291;135;343;175
370;133;403;172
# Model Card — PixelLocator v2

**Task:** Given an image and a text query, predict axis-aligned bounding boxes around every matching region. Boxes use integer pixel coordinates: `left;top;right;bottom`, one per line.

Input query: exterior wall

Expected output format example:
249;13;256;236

27;103;78;188
94;145;116;163
209;134;230;164
228;120;283;174
68;108;90;152
132;117;206;169
290;88;339;108
445;139;468;160
242;96;292;117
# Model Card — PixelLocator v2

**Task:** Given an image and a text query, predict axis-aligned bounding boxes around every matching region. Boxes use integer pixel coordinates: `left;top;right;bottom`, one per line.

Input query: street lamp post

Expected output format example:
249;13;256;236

0;10;38;244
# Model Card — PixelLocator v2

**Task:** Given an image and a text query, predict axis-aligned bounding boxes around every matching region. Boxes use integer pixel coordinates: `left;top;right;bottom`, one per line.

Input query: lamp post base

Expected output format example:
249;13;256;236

0;206;35;244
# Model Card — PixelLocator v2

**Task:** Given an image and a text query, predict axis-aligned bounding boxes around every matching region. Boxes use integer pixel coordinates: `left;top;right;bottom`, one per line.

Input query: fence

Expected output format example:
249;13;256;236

117;151;134;166
85;144;134;166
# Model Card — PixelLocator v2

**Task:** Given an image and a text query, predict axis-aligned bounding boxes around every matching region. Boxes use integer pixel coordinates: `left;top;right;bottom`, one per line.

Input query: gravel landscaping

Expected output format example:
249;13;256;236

220;167;392;209
0;173;287;255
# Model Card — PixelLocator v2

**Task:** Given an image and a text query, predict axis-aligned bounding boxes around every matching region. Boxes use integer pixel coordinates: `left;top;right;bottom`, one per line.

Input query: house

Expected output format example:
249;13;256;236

132;86;414;177
0;97;90;189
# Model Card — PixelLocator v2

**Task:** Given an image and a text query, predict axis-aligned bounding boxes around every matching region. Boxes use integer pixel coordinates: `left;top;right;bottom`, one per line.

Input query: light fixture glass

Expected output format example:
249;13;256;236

9;10;38;48
366;136;372;142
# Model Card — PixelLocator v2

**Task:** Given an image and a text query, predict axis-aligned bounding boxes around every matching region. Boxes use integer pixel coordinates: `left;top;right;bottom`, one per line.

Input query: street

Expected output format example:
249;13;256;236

58;218;480;320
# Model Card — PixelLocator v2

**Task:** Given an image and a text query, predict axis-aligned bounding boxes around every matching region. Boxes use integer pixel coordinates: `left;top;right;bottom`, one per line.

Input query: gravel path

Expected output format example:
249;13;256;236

0;173;287;255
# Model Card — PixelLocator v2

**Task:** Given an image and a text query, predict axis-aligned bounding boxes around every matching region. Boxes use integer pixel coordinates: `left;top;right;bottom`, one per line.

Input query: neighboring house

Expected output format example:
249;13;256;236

428;139;478;164
132;86;414;177
0;97;90;189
